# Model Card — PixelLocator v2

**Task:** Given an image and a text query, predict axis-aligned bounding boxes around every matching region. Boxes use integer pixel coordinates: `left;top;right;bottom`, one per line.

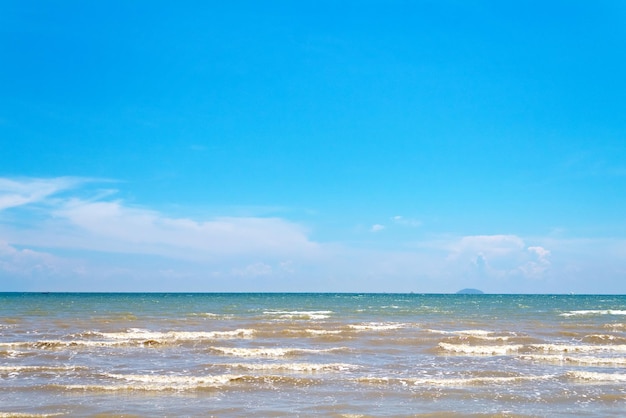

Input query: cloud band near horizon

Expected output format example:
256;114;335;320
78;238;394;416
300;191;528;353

0;176;624;293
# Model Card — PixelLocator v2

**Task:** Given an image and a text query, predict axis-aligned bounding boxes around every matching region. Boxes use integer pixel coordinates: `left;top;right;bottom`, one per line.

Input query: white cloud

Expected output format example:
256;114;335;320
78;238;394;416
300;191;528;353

448;234;525;257
0;240;74;277
2;177;626;293
443;235;552;281
46;199;319;260
528;246;550;258
520;246;551;278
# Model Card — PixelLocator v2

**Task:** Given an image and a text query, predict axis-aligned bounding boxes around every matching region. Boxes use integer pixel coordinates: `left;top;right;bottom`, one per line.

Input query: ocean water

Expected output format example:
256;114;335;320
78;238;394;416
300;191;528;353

1;293;626;417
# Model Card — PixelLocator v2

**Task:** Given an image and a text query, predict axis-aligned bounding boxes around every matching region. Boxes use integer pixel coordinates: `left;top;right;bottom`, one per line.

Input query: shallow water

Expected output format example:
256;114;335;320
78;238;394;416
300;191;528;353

1;293;626;416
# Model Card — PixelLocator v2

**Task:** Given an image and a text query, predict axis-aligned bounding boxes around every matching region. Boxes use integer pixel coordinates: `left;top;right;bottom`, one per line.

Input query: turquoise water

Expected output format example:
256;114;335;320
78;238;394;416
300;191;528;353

1;293;626;416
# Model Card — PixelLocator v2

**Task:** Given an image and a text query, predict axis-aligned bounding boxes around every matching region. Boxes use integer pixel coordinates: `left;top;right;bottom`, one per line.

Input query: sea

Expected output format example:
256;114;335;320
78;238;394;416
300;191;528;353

1;293;626;417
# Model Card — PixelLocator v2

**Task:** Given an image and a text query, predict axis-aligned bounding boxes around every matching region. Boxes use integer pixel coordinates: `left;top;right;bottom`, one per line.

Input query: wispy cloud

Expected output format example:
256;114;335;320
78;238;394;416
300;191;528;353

0;177;85;210
0;177;320;263
370;224;385;232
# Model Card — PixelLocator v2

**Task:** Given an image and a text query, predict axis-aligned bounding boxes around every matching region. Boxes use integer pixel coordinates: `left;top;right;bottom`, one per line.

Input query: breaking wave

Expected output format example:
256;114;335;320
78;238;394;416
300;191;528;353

208;346;349;358
263;311;333;320
560;310;626;317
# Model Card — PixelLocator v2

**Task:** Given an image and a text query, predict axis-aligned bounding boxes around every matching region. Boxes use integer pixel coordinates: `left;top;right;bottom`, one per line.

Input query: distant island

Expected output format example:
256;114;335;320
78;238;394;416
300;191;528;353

456;288;484;294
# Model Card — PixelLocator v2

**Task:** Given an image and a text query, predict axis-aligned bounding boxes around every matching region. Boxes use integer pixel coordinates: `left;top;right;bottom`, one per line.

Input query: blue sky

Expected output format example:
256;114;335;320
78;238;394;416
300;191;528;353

1;1;626;293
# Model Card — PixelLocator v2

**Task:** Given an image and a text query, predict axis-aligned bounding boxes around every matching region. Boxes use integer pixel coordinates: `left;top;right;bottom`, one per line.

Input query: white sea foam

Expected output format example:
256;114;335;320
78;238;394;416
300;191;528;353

193;312;220;318
425;329;453;334
0;365;86;373
438;342;626;357
584;334;622;341
283;328;342;336
560;310;626;317
304;329;342;336
470;335;511;341
263;311;333;320
108;372;240;386
519;354;626;366
453;330;512;341
530;343;626;353
95;328;255;341
59;373;247;391
1;331;250;350
603;323;626;329
582;334;626;344
0;329;255;351
454;330;494;336
209;346;347;357
0;349;23;358
0;340;128;349
348;322;405;331
566;371;626;382
59;372;321;392
425;329;502;338
438;342;523;355
224;362;357;372
357;374;552;387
